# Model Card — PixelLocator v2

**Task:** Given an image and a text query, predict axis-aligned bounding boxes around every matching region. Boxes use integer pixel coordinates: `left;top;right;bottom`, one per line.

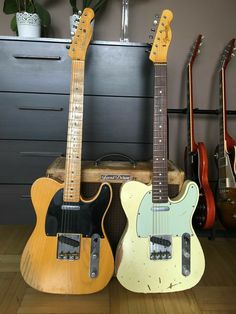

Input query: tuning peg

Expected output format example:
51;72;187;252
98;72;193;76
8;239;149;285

232;53;235;57
151;28;156;32
149;35;154;39
71;31;75;36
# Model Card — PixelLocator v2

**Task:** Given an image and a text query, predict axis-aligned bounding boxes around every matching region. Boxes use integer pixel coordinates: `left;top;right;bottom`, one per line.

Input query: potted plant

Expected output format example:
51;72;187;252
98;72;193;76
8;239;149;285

69;0;107;34
3;0;51;38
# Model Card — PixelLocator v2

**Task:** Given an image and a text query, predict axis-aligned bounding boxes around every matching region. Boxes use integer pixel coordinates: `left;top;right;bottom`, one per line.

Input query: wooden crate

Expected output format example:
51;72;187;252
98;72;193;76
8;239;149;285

46;157;184;188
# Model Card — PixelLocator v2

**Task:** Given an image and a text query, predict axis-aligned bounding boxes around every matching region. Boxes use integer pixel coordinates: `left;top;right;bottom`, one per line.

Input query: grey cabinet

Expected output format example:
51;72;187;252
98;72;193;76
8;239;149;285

0;37;153;224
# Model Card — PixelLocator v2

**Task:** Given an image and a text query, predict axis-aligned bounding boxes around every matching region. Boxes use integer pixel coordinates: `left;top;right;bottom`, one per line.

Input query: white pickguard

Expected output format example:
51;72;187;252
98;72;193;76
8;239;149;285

116;180;205;293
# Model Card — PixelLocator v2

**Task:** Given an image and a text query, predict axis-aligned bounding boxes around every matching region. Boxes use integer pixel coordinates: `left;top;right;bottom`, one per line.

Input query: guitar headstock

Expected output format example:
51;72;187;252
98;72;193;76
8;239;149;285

149;9;173;63
220;38;236;70
188;34;203;66
68;8;94;61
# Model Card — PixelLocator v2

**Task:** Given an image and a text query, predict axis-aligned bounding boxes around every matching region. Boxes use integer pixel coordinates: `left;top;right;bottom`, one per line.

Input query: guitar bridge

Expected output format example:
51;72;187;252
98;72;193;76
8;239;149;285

149;235;172;260
57;233;81;260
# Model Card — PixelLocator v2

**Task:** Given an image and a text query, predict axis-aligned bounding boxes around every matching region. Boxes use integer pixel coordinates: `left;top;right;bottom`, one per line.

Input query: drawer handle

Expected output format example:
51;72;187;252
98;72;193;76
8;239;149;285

13;55;61;60
20;152;63;157
21;195;31;199
18;106;63;112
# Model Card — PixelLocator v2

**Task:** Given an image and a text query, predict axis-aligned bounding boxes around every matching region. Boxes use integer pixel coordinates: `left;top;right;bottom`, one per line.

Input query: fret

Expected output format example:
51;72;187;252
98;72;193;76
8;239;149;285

64;60;85;203
152;63;168;203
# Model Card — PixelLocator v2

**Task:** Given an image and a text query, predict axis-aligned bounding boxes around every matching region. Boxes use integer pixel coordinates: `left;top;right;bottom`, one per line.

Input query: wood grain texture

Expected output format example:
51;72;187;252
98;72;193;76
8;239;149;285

0;226;236;313
20;177;114;295
46;157;185;188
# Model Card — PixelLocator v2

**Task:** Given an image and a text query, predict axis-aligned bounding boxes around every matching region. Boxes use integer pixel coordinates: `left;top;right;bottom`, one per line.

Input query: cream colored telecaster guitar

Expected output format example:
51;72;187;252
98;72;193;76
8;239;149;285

115;10;205;293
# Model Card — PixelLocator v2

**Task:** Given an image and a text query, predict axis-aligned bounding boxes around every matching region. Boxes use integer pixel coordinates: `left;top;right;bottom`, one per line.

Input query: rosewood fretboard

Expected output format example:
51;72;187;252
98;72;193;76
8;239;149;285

152;63;168;204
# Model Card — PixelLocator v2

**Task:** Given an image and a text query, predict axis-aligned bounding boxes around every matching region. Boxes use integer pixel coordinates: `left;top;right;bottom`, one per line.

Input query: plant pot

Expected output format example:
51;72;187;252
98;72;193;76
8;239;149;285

16;12;41;38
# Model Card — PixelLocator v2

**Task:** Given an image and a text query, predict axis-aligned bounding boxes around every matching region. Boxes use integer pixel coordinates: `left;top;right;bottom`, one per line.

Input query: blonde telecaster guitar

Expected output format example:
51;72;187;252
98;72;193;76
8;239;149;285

116;10;205;293
20;8;114;294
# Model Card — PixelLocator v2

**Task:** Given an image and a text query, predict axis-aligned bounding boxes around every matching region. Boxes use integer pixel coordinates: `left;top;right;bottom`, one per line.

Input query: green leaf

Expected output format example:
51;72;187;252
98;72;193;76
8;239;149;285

34;2;51;28
69;0;78;13
3;0;18;14
93;0;107;12
10;14;17;32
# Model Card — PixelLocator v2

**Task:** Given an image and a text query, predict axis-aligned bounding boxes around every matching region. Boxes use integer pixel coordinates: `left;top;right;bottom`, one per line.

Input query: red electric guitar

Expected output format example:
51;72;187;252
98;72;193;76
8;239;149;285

215;38;236;230
184;34;216;229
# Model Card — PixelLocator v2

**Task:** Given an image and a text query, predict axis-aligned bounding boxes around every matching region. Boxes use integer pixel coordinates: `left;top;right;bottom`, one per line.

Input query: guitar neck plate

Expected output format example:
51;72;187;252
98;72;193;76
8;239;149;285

57;233;81;260
90;233;100;278
149;235;172;260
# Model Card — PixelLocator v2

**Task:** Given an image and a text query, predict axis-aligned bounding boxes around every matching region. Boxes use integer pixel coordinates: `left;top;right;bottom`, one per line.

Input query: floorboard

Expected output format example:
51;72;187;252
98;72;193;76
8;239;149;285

0;225;235;314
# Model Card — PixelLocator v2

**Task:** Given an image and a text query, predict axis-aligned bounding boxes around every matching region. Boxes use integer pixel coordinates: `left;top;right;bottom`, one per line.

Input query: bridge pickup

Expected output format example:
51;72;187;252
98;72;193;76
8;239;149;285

89;234;100;278
149;235;172;260
57;233;81;260
150;236;171;247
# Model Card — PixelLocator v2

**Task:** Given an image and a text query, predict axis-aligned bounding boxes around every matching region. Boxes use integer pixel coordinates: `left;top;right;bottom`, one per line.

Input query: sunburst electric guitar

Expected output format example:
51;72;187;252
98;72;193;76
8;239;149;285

184;34;215;229
115;10;205;293
215;39;236;230
20;8;114;294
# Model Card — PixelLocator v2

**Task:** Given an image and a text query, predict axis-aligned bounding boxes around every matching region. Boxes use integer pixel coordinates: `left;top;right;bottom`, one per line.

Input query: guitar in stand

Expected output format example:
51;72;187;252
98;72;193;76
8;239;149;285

184;34;216;230
215;38;236;230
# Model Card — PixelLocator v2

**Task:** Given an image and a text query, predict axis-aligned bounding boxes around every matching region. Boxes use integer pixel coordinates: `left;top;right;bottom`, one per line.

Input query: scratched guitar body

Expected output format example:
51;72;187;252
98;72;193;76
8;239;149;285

116;11;205;293
116;181;205;293
20;9;114;294
20;178;114;294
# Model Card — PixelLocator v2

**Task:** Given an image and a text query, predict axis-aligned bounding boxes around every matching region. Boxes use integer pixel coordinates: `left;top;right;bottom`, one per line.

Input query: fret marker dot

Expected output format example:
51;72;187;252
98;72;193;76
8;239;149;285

159;190;162;192
159;90;162;94
162;158;165;160
159;182;162;185
159;125;162;128
159;173;162;176
160;109;162;112
159;140;162;142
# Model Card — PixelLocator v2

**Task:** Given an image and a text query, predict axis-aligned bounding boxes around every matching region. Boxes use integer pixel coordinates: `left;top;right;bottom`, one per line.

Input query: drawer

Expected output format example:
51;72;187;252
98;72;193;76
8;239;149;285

0;40;153;97
0;185;35;224
0;140;152;183
0;93;69;140
0;40;71;94
0;140;66;184
0;94;153;143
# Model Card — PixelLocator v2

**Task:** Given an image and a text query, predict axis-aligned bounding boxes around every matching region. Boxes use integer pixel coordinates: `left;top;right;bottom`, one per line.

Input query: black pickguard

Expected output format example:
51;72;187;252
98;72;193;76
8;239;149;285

45;184;111;238
185;151;207;228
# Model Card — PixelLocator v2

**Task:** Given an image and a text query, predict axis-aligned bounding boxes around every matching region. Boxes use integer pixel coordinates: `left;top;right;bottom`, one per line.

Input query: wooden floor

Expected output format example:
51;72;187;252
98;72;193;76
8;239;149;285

0;225;236;314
